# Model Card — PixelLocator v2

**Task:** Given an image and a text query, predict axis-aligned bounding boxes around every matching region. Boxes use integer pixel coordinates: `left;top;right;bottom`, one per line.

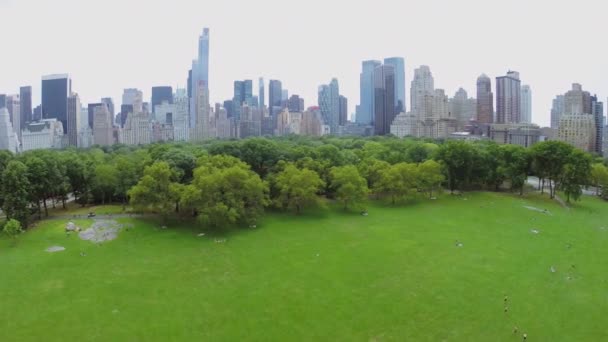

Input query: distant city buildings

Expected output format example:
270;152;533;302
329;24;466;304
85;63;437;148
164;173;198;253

520;85;532;123
41;74;71;133
496;71;521;124
476;74;494;124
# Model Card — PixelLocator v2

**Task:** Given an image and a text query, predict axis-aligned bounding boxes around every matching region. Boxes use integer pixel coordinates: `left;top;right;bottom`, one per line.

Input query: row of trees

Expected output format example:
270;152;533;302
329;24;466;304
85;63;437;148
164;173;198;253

0;136;603;229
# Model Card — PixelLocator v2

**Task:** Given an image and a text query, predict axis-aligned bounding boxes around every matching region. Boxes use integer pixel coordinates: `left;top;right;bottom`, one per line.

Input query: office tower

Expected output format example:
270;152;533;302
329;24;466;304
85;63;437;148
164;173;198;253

33;106;42;121
5;95;20;141
92;104;113;146
172;89;190;142
0;94;6;109
384;57;406;113
41;74;71;133
550;95;565;129
67;93;81;147
410;65;434;113
592;95;604;154
191;81;210;141
476;74;494;124
495;71;521;123
151;86;173;116
448;88;476;129
101;98;115;124
557;113;596;152
233;80;253;119
339;95;348;125
374;65;396;135
282;89;289;102
88;103;104;130
564;83;592;115
520;85;532;123
190;28;210;125
0;108;20;153
223;100;234;118
259;78;265;109
318;85;331;129
356;60;381;125
317;79;340;134
288;95;304;112
19;86;32;129
269;80;283;117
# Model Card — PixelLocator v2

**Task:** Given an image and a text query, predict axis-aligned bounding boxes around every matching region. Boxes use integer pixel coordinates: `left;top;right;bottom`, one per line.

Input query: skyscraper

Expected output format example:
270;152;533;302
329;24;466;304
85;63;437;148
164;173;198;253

329;79;340;133
19;86;32;129
259;78;265;109
550;95;565;129
356;60;381;125
318;85;331;130
384;57;406;113
5;95;20;141
520;85;532;123
476;74;494;124
374;65;396;135
449;88;476;129
67;93;81;147
101;98;115;125
88;103;104;130
288;95;304;112
41;74;71;133
269;80;283;117
93;104;113;146
0;94;6;109
233;80;253;119
190;28;210;126
151;86;173;115
591;95;604;154
496;71;521;123
564;83;592;115
410;65;434;113
339;95;348;125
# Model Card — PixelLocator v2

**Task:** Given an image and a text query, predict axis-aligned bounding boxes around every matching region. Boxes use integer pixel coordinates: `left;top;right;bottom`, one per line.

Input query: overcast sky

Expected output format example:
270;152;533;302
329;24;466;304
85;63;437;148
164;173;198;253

0;0;606;126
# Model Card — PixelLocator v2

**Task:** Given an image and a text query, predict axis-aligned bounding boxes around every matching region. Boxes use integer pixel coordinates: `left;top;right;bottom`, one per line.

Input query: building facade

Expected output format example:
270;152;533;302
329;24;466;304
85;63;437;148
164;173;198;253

356;60;381;125
373;65;396;135
41;74;71;133
520;85;532;123
495;71;521;123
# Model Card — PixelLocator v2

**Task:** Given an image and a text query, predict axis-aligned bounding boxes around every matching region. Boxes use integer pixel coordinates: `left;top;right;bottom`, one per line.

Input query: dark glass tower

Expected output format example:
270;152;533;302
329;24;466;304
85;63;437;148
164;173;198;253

151;86;174;114
41;74;71;132
373;65;396;135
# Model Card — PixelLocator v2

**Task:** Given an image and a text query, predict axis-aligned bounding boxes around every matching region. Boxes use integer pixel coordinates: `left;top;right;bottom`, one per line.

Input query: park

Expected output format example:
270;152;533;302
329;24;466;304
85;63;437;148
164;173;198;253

1;190;608;341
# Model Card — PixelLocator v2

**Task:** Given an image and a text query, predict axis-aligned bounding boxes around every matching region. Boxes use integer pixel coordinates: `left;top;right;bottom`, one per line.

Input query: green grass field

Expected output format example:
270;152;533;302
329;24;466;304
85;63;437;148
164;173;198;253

1;192;607;341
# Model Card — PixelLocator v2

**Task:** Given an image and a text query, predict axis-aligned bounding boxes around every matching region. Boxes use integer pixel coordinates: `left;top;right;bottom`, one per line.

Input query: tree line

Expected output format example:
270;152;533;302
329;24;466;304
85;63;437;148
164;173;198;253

0;136;604;230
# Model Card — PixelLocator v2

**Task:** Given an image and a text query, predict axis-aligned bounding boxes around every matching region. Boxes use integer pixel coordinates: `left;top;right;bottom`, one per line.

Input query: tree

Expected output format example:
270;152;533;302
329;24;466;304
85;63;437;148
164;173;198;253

357;158;390;196
561;149;592;203
3;219;23;245
92;164;118;204
499;144;531;195
182;156;269;228
435;141;476;193
24;156;49;218
114;155;139;209
376;163;418;204
531;141;574;199
128;162;181;220
274;164;325;214
590;163;608;196
2;161;31;227
417;160;445;198
330;165;369;210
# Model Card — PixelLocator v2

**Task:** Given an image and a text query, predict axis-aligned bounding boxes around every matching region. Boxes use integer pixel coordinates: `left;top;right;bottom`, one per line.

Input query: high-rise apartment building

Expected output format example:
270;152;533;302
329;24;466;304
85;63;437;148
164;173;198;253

67;93;81;147
520;85;532;123
449;88;476;130
190;28;210;127
495;71;521;123
550;95;565;129
339;95;348;125
5;95;20;141
258;78;265;109
41;74;71;133
384;57;406;113
19;86;32;129
269;80;283;118
151;86;173;115
93;104;113;146
373;65;396;135
410;65;434;113
356;60;381;125
591;95;604;154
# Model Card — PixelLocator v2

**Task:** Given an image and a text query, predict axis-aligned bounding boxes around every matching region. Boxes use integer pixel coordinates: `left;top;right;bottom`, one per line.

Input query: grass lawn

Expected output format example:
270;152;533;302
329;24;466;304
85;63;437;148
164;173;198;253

1;192;607;341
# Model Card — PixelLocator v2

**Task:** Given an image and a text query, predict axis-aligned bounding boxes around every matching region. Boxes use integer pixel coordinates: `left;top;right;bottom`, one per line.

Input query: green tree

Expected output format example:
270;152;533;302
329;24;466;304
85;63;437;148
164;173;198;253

590;163;608;196
93;164;118;204
330;165;369;210
182;156;269;228
531;141;574;198
561;149;592;203
500;144;531;195
128;162;181;220
274;164;325;214
357;158;390;196
417;160;445;198
114;156;139;209
2;161;31;226
3;219;23;245
24;156;49;218
376;163;418;204
435;141;476;193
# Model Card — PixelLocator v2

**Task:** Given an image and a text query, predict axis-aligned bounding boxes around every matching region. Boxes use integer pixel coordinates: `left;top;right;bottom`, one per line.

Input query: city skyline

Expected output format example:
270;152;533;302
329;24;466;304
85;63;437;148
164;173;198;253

0;0;607;127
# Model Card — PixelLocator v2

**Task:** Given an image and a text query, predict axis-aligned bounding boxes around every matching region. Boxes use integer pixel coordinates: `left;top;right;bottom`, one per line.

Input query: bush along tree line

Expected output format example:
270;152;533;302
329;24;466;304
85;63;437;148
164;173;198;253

0;136;603;229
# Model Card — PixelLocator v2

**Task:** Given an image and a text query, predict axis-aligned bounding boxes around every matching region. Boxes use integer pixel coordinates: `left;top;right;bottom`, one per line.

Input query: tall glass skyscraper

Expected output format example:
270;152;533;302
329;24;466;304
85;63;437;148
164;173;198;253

269;80;283;117
357;60;381;125
19;86;32;129
384;57;406;113
151;86;174;114
373;65;396;136
496;71;521;123
258;78;265;109
41;74;71;133
190;28;210;128
233;80;253;119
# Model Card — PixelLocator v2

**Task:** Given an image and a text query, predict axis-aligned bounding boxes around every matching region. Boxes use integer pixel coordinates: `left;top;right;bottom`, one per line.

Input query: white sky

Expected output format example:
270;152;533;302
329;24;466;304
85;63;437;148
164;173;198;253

0;0;606;127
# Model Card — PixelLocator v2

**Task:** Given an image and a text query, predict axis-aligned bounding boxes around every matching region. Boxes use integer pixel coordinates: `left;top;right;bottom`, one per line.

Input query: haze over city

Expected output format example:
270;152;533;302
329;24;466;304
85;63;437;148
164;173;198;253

1;0;606;127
